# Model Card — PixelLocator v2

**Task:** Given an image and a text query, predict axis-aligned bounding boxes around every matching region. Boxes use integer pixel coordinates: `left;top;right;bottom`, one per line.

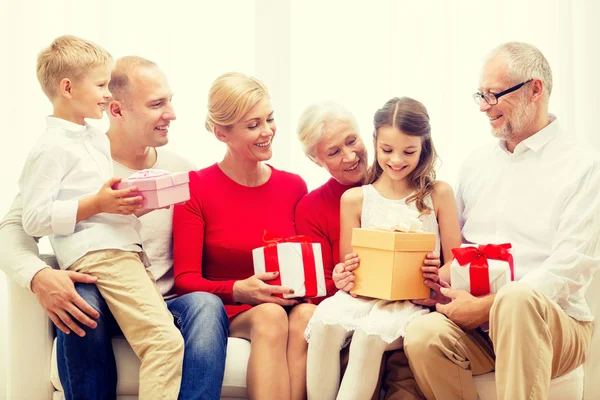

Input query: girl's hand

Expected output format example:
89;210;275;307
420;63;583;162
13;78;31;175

333;253;360;295
421;252;441;283
232;272;298;307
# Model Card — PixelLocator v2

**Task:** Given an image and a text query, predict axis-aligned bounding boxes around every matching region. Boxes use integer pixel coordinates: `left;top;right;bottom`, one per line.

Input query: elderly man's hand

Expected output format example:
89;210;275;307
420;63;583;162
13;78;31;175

412;278;452;307
435;288;494;330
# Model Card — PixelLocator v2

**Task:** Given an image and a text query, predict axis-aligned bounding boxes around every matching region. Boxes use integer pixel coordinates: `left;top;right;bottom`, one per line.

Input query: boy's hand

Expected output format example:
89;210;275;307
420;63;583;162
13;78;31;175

95;177;144;215
333;253;360;296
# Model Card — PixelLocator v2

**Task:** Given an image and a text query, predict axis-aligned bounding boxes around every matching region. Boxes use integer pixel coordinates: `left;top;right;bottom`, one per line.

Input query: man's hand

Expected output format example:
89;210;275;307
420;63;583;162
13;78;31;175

31;268;101;336
435;288;493;330
412;278;452;307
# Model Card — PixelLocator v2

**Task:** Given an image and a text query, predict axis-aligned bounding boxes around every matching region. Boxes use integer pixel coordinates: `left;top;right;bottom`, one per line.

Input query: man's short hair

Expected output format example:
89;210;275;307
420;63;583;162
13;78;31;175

36;35;112;100
109;56;157;107
487;42;553;99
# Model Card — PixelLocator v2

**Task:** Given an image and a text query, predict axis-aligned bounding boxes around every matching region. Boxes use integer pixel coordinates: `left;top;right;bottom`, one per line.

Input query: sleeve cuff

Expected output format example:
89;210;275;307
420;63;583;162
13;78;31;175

22;262;51;292
51;200;79;236
221;280;237;305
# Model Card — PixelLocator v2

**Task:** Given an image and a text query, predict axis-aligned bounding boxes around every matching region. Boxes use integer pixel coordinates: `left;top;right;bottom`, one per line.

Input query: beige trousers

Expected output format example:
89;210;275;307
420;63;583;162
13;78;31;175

381;349;425;400
70;249;184;400
401;282;593;400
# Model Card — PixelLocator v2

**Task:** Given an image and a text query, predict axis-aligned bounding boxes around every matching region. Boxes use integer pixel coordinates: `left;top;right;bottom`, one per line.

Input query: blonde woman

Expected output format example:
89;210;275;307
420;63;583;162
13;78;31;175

173;72;312;400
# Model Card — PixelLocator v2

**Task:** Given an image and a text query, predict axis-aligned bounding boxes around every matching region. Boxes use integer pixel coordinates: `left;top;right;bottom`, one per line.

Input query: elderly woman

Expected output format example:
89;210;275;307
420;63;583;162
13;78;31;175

295;102;369;298
295;101;442;399
172;73;314;400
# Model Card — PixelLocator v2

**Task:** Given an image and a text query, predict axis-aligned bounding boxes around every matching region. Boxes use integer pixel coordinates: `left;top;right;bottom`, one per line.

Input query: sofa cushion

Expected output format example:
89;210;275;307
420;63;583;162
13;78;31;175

51;336;251;398
473;366;583;400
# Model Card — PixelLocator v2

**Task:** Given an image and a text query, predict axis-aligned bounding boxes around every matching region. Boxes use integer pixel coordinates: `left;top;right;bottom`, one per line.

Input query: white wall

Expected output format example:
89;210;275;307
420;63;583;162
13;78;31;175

2;1;599;398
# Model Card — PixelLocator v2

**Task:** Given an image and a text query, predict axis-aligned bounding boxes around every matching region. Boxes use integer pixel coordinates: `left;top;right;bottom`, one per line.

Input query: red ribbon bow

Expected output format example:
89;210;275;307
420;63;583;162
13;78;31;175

262;230;312;246
451;243;514;297
261;231;318;298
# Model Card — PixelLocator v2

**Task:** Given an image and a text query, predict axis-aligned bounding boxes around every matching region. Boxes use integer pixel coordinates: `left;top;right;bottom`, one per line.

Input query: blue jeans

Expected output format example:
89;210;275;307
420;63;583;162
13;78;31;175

57;283;229;400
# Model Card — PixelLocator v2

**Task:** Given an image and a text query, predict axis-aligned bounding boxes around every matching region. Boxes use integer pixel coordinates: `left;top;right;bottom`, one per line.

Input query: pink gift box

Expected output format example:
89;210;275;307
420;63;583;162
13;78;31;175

114;169;190;210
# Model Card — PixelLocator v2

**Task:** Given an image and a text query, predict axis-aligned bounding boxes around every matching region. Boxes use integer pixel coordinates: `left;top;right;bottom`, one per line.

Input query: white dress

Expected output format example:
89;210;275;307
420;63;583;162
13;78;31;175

305;184;441;346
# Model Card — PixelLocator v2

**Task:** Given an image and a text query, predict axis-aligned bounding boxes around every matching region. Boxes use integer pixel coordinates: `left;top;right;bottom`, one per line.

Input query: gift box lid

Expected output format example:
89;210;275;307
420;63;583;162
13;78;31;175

351;228;436;251
115;169;190;191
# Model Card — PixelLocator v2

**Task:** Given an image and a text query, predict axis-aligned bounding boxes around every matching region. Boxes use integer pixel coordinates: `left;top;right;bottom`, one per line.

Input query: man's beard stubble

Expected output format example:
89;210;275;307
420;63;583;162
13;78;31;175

492;95;536;142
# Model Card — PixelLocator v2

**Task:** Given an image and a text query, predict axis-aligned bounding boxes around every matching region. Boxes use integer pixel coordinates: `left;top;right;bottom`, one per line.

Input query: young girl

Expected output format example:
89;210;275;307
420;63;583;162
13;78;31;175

304;97;461;400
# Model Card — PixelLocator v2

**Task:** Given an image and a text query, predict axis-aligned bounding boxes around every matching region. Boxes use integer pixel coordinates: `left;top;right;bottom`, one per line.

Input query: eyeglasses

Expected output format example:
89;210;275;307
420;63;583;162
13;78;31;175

473;79;533;106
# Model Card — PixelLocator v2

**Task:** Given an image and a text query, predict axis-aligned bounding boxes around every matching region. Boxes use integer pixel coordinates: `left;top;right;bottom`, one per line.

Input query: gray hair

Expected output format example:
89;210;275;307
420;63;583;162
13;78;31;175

297;101;359;156
486;42;553;99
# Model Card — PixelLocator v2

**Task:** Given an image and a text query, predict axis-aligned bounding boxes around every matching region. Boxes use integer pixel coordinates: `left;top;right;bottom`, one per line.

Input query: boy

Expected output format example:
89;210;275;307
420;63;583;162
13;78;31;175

18;35;183;399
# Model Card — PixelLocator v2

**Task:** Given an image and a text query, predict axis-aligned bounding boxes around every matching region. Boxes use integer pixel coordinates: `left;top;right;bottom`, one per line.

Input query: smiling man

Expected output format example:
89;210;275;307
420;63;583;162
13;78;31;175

0;56;229;400
401;42;600;400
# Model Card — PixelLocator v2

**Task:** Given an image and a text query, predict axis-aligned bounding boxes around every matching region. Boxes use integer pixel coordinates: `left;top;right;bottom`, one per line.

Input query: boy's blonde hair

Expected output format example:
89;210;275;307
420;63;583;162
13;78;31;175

36;35;112;99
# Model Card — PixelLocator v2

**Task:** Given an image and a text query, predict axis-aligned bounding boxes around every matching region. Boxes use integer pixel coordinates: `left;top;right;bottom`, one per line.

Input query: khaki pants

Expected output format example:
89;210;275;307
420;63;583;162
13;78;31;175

70;249;184;400
401;282;592;400
381;349;425;400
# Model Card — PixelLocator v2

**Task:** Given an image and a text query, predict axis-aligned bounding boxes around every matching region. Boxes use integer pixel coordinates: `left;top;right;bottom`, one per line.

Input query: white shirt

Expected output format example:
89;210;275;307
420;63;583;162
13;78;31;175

456;116;600;321
113;150;195;298
18;117;141;269
1;147;194;295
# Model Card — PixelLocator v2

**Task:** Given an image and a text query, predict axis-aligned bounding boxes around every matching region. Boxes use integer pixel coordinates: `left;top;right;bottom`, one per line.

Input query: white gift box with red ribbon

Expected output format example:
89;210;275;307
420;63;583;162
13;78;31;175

450;243;515;296
252;237;326;299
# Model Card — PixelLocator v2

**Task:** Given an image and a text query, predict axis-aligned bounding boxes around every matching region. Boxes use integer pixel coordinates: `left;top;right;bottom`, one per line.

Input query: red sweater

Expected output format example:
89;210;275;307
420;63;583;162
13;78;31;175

294;177;359;303
173;163;307;320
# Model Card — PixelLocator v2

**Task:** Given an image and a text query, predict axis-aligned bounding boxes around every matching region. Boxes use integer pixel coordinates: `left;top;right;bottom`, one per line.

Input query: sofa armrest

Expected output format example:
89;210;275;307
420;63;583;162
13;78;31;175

7;255;57;400
583;269;600;399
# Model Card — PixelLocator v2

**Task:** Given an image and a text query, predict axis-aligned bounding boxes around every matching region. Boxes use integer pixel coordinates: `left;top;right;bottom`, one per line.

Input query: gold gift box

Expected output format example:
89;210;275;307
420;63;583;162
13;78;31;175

350;228;436;300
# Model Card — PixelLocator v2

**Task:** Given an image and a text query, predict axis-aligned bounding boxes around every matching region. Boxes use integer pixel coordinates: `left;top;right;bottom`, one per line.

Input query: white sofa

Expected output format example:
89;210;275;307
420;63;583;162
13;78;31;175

6;256;600;400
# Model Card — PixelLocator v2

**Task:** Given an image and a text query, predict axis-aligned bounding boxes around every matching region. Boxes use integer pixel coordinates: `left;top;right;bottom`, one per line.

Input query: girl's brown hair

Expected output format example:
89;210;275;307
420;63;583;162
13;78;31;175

366;97;438;213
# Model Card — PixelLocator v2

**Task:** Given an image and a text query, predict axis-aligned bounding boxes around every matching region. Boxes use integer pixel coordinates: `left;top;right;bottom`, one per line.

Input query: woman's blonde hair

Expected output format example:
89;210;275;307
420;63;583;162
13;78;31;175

36;35;112;100
297;101;359;157
205;72;269;132
366;97;438;213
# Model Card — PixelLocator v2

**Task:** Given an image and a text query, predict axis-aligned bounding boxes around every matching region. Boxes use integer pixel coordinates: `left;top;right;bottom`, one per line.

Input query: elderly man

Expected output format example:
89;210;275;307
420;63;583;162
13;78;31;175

0;56;229;400
401;42;600;400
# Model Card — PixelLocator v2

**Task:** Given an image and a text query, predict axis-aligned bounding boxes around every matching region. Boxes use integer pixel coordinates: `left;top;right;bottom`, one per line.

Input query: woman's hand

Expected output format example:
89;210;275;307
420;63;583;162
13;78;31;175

232;272;298;306
333;253;360;295
421;252;441;283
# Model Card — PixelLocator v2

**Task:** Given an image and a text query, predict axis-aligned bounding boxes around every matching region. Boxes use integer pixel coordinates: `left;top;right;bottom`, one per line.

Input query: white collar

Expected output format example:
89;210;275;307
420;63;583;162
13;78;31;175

498;114;559;154
45;116;90;132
